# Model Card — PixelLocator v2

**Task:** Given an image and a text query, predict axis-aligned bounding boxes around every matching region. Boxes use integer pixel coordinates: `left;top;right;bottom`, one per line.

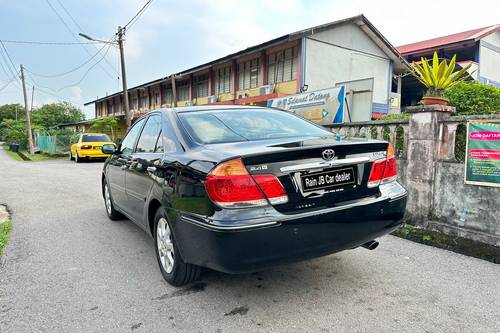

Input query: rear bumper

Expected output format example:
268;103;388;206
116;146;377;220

173;182;407;273
78;151;110;158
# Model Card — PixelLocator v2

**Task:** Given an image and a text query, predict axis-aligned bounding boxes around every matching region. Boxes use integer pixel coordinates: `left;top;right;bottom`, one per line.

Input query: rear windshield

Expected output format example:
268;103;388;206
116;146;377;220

178;109;332;144
82;134;111;142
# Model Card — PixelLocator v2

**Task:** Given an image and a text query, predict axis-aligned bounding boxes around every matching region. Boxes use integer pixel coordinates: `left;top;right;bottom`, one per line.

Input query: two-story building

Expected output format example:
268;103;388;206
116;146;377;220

85;15;408;132
397;24;500;106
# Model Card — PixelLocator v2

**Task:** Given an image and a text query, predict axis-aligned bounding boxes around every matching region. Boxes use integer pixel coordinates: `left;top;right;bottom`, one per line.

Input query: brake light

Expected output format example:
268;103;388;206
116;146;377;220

253;175;288;205
367;143;398;188
80;145;92;150
205;158;288;208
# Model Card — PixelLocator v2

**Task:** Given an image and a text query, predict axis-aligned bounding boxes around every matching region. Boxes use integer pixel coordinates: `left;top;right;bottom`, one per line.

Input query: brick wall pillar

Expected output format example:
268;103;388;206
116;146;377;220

405;104;455;225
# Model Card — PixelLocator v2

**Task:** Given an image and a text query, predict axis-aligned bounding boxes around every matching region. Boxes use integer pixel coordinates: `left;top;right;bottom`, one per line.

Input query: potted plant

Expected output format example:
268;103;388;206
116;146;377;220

411;52;471;106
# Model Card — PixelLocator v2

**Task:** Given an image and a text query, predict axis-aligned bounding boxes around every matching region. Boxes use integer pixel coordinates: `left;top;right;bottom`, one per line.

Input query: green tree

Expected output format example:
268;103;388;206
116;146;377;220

0;118;28;148
31;102;85;128
89;117;118;141
0;104;25;123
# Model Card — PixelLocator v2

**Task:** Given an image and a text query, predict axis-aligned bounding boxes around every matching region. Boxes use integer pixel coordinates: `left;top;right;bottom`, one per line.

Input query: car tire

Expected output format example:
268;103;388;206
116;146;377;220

103;178;124;220
69;151;74;160
154;208;201;286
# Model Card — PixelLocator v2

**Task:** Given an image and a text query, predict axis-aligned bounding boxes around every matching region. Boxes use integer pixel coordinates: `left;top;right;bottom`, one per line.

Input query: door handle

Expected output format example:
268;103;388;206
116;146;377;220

147;166;157;173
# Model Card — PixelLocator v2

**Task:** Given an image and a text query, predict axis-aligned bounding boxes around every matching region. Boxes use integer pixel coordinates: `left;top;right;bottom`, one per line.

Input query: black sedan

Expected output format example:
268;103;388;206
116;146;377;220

101;106;407;286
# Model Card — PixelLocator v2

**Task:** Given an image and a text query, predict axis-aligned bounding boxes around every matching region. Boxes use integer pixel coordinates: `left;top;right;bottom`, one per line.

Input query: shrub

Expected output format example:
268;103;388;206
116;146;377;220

444;82;500;115
378;113;410;121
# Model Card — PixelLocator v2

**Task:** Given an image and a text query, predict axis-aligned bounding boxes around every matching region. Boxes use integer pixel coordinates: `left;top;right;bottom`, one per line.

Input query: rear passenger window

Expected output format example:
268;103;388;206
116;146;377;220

136;115;162;153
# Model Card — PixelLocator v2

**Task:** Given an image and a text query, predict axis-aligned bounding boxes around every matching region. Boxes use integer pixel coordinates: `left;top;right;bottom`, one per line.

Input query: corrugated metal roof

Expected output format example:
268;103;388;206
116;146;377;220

397;25;499;55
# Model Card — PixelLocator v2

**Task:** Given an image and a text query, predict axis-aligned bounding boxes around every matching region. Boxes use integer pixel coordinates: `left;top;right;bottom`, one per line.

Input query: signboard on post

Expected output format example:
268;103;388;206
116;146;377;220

464;120;500;187
267;86;346;125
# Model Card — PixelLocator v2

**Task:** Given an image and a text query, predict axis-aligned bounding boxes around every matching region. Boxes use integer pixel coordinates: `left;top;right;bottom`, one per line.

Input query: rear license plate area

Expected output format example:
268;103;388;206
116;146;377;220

300;167;356;193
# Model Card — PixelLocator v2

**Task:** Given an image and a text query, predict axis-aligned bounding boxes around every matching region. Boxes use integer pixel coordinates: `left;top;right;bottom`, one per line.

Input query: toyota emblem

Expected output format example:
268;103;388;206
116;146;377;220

322;149;335;161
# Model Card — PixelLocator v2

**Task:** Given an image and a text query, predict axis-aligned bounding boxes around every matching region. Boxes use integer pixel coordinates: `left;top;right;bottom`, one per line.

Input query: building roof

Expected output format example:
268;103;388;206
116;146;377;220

397;25;500;56
85;14;408;106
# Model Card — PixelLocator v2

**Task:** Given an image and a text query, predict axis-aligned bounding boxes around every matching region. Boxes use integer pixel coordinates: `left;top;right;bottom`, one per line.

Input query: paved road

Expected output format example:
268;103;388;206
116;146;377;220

0;147;499;333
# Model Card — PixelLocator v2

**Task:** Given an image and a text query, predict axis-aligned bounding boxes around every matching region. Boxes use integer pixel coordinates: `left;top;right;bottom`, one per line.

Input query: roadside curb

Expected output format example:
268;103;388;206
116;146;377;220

392;224;500;264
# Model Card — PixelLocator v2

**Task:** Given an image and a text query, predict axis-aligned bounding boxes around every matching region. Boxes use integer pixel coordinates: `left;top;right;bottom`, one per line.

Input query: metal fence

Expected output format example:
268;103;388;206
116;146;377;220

36;135;72;155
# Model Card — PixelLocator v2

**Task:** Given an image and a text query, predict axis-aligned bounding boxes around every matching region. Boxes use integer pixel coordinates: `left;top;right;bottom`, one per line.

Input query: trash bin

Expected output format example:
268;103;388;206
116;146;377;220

10;144;19;152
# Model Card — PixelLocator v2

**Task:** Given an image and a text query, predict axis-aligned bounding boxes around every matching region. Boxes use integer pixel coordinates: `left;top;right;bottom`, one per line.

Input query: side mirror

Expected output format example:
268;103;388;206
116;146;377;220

102;144;117;155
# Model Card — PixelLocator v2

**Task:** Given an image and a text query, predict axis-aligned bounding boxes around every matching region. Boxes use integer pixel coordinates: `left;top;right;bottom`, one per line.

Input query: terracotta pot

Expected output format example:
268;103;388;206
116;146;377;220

421;96;449;106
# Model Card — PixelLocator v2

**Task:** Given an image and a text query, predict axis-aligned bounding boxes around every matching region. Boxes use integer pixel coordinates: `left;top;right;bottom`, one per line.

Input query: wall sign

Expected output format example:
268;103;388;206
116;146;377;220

267;86;346;124
464;120;500;187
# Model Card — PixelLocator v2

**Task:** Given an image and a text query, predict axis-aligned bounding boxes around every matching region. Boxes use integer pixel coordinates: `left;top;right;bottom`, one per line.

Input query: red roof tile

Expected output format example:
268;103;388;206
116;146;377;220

397;25;499;55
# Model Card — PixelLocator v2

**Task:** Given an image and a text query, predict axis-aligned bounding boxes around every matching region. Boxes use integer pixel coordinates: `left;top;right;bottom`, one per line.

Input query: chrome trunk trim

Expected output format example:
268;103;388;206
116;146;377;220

280;156;370;173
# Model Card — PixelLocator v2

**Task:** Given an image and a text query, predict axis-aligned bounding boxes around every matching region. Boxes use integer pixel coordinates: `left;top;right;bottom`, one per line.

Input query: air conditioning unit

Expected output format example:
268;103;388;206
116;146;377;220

260;85;273;95
208;95;217;104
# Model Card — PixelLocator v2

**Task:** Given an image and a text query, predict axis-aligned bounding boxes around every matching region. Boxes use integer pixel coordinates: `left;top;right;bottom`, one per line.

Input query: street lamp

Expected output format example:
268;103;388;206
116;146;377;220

79;27;131;128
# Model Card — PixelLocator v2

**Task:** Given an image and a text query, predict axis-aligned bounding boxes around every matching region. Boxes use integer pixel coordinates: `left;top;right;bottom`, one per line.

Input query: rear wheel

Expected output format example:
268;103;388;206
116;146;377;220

154;208;200;286
69;150;74;160
103;178;123;220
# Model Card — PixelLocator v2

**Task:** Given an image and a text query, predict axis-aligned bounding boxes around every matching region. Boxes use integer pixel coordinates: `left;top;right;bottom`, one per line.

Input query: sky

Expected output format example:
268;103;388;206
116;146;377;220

0;0;498;119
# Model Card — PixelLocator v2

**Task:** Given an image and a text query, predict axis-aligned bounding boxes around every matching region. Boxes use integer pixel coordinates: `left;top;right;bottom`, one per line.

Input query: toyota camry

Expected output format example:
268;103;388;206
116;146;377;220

100;106;407;286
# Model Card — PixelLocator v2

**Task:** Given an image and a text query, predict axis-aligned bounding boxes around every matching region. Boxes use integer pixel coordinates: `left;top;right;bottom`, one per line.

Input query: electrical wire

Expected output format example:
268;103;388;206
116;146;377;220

54;0;119;76
0;39;100;45
0;39;19;78
0;72;19;93
25;42;111;78
45;0;117;81
123;0;154;30
26;43;112;93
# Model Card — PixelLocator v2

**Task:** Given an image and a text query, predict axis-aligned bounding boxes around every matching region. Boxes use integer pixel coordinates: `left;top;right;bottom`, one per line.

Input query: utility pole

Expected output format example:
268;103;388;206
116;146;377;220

117;26;130;128
20;64;34;155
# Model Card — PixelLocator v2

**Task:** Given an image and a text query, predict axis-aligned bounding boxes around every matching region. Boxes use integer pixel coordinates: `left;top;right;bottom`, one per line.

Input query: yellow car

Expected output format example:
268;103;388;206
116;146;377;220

70;133;115;163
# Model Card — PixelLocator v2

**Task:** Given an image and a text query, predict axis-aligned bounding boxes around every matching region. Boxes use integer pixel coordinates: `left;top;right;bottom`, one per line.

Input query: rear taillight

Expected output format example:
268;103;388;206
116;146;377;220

367;143;398;188
205;158;288;208
80;145;92;150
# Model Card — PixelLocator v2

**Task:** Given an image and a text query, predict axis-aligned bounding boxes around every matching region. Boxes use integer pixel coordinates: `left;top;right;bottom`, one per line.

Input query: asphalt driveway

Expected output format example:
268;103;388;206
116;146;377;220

0;146;499;332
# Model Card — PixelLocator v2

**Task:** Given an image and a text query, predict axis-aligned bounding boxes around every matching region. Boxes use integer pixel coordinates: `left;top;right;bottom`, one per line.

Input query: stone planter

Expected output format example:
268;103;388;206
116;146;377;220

421;96;449;106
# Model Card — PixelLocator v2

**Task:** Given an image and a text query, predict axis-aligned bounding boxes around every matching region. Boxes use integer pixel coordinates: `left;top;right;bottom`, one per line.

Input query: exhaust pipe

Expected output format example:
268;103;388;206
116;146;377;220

361;240;379;250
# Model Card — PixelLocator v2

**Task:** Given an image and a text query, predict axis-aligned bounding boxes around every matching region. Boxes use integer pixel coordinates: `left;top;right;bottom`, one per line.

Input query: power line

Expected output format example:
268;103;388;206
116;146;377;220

0;39;19;78
26;44;112;93
25;42;110;78
53;0;119;77
0;39;100;45
124;0;154;30
45;0;117;81
0;72;19;93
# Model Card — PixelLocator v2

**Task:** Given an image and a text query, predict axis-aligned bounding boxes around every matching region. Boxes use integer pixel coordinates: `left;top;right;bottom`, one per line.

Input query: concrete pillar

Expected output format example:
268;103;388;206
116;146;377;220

405;105;456;225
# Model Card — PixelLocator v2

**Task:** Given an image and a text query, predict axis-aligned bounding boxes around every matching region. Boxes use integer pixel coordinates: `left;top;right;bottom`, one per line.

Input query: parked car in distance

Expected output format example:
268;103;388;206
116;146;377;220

70;133;115;163
100;106;407;286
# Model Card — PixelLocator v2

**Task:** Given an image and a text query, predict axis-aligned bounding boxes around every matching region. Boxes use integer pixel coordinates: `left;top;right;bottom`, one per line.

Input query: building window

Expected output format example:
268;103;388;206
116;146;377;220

238;58;259;89
177;80;189;101
193;73;209;98
268;47;297;84
140;92;149;109
162;84;173;104
215;66;232;94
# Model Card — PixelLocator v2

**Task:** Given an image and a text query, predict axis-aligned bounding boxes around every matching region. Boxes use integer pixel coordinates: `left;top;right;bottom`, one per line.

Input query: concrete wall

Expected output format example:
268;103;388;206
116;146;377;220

479;31;500;87
433;162;500;245
304;23;391;113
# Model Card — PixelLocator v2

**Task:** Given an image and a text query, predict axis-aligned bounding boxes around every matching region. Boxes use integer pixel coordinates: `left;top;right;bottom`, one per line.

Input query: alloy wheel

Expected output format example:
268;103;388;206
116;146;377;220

157;217;175;274
104;183;112;216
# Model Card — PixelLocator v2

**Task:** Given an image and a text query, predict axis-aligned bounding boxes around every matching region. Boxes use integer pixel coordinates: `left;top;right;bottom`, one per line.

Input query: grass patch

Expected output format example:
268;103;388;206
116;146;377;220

0;220;13;257
2;144;66;161
392;224;500;264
